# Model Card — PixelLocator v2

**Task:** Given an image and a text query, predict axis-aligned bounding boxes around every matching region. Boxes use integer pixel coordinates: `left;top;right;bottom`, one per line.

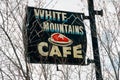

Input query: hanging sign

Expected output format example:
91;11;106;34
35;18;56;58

24;6;87;65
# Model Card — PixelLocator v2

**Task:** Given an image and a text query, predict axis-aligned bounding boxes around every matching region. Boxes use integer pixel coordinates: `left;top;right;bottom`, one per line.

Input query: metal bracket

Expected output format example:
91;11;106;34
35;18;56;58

86;58;95;65
84;10;103;20
94;10;103;16
56;64;59;71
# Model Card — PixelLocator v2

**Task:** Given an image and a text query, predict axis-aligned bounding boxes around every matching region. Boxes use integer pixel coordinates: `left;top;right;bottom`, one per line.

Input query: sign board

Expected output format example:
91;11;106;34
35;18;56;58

24;6;87;65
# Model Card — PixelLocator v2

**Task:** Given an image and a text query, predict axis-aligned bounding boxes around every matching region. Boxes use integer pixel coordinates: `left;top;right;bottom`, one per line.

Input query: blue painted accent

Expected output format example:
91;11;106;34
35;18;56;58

74;32;84;35
53;18;56;21
46;29;49;32
57;19;61;22
45;17;52;20
75;32;79;35
49;17;52;20
40;16;44;19
51;30;54;32
45;17;49;20
78;32;84;35
35;16;39;19
67;31;72;34
63;20;68;22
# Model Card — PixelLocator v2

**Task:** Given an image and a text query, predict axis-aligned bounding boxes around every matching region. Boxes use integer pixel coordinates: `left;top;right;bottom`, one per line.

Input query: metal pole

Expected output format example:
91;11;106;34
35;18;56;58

87;0;103;80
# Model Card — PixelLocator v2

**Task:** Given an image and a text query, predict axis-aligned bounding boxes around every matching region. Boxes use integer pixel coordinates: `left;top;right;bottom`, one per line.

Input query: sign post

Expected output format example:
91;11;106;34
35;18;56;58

86;0;103;80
